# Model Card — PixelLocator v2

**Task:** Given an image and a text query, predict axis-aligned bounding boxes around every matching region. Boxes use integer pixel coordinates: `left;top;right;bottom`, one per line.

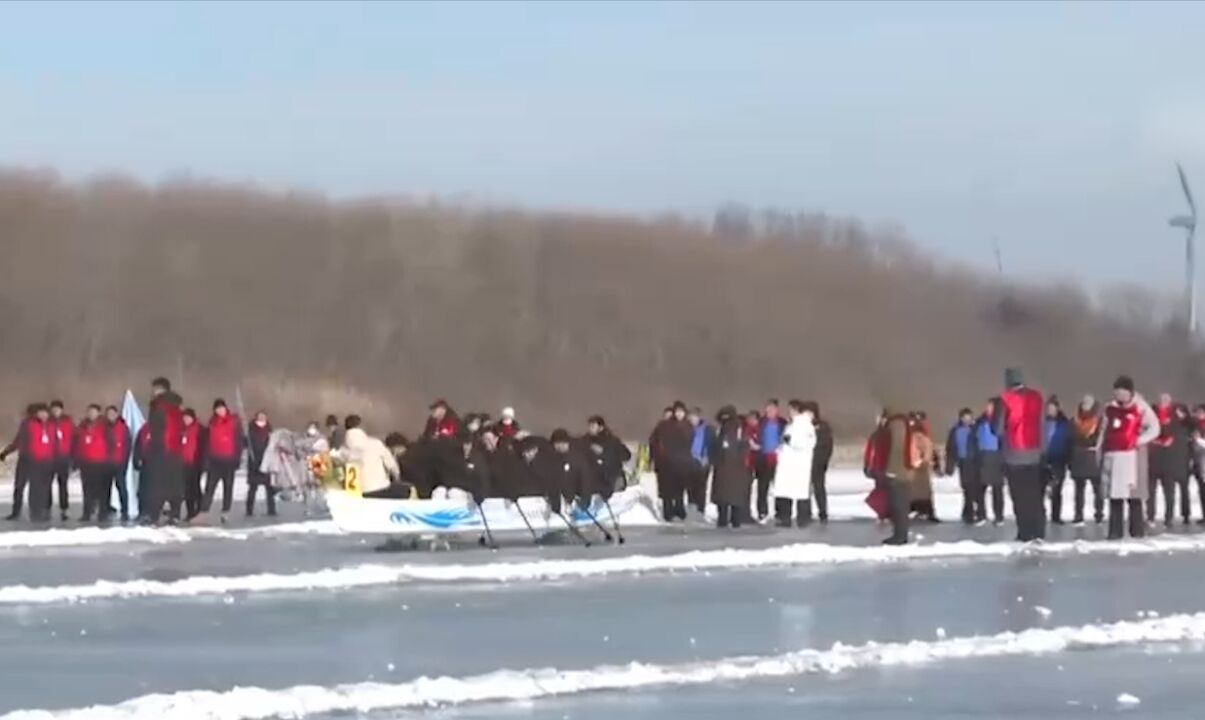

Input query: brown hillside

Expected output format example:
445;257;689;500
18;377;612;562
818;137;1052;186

0;169;1200;439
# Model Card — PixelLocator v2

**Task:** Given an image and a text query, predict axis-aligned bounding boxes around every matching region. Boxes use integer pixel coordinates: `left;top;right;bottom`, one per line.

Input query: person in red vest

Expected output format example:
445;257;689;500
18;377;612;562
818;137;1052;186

201;399;243;521
1145;393;1181;526
1192;405;1205;522
0;404;56;522
423;400;461;440
993;367;1047;542
143;377;186;525
74;405;111;522
180;409;207;520
104;405;132;523
1100;376;1160;539
48;400;74;521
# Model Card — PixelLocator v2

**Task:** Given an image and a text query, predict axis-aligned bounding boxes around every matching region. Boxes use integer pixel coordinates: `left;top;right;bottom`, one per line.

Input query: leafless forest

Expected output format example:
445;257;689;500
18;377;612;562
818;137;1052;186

0;169;1200;439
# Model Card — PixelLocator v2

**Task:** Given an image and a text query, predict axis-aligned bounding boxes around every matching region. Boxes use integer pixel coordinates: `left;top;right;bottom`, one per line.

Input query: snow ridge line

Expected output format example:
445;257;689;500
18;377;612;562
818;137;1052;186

5;612;1205;720
3;534;1205;605
0;521;343;549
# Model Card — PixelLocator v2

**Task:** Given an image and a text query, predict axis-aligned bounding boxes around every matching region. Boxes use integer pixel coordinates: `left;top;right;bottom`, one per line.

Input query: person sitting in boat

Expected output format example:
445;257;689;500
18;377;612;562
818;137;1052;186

519;435;563;512
435;431;491;503
550;429;591;512
340;415;402;499
483;429;528;501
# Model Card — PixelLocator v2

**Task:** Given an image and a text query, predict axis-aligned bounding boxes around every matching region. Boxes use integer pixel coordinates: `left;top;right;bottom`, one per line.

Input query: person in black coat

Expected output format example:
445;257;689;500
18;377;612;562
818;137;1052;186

245;411;275;517
1163;403;1194;525
944;408;980;524
483;432;529;501
806;402;835;522
442;432;492;502
519;435;565;512
549;428;591;509
650;402;694;521
586;416;632;495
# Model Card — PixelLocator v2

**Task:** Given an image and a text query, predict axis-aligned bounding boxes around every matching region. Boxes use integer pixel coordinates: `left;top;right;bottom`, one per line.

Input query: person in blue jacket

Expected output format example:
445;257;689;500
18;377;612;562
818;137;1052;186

974;400;1005;525
1042;396;1073;524
687;407;716;514
945;408;979;524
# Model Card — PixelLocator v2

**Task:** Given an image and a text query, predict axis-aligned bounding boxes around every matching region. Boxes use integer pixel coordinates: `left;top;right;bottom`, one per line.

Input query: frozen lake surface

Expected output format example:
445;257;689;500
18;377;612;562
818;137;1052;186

1;479;1204;719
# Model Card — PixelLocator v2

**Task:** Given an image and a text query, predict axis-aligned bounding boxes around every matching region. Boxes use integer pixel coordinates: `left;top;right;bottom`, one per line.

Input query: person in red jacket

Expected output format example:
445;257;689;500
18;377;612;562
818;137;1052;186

0;404;56;522
143;377;186;525
994;368;1047;542
48;400;74;521
423;400;461;440
201;399;243;520
74;405;111;522
180;408;207;520
104;405;132;523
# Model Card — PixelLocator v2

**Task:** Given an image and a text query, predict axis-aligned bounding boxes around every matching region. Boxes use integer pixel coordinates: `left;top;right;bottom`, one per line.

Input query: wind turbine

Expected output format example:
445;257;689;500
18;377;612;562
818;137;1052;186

1170;163;1198;335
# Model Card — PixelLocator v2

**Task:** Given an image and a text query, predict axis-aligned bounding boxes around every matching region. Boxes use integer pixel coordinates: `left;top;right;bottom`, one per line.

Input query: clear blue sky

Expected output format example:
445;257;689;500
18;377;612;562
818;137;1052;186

1;1;1202;286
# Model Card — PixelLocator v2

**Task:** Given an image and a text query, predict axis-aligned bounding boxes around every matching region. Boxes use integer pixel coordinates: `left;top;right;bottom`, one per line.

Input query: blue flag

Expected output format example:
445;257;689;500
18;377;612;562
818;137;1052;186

113;389;145;518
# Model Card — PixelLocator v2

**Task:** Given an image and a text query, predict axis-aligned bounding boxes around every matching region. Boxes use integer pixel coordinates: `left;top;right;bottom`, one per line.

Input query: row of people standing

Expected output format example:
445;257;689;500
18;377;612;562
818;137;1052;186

647;400;834;528
1;379;282;526
937;370;1173;543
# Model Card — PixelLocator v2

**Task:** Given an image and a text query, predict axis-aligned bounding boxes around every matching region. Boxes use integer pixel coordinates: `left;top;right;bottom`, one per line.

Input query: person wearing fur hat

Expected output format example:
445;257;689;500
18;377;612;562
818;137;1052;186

709;406;752;528
649;402;694;521
495;407;521;439
1098;376;1161;539
1069;395;1105;525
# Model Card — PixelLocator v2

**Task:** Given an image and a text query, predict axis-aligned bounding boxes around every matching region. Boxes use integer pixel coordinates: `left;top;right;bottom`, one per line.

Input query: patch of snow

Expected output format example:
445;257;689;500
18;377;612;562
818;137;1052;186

5;614;1205;720
10;533;1205;604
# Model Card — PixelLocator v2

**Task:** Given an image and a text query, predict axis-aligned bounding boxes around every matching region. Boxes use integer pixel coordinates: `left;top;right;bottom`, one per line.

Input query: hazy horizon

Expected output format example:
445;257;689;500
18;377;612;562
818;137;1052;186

2;0;1202;288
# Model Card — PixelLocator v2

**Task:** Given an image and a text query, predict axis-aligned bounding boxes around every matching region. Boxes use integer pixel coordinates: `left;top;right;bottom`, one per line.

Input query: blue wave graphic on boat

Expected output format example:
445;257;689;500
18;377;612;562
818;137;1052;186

389;507;480;529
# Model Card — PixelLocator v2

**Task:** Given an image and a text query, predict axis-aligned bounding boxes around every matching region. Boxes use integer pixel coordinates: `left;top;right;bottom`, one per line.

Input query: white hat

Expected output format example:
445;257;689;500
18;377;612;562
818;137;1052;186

501;407;516;420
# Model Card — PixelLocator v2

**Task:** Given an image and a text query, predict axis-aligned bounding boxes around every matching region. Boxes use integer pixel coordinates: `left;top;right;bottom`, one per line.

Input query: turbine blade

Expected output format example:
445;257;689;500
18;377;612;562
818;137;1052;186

1178;163;1197;219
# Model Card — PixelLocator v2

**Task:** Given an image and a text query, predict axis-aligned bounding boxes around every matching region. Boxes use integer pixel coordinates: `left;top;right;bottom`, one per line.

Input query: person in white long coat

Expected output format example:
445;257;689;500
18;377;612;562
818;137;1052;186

774;400;817;528
338;416;400;498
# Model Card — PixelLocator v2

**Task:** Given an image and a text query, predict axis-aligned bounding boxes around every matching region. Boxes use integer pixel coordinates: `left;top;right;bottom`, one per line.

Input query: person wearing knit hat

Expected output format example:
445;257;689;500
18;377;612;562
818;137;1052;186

1101;375;1160;539
496;407;521;439
995;367;1047;542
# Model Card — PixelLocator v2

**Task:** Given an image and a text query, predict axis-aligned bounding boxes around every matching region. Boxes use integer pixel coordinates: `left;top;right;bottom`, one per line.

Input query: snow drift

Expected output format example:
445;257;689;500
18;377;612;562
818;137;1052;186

6;612;1205;719
5;533;1205;605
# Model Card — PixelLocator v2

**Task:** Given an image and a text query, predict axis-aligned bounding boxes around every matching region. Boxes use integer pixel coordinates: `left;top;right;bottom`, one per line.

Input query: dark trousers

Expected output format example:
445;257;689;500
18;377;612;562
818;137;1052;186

989;483;1006;522
184;465;203;518
105;465;129;521
686;464;709;513
1109;499;1145;539
886;477;911;543
1006;463;1046;542
246;470;277;516
26;463;53;522
1196;474;1205;522
1072;476;1105;522
49;461;70;515
202;461;238;514
754;455;776;520
1043;462;1068;522
145;456;184;524
716;504;744;529
812;466;829;520
79;463;109;521
8;459;28;518
1147;452;1171;522
958;460;983;523
774;497;812;527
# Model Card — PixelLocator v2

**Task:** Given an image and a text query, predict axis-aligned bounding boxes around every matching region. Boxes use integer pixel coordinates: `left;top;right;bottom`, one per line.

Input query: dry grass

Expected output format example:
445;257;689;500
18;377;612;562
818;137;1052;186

0;169;1200;440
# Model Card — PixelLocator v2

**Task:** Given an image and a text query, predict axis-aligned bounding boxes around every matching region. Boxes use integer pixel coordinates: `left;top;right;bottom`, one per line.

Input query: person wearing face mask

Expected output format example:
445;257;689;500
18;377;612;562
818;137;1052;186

1099;376;1160;539
245;411;275;517
773;400;817;528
